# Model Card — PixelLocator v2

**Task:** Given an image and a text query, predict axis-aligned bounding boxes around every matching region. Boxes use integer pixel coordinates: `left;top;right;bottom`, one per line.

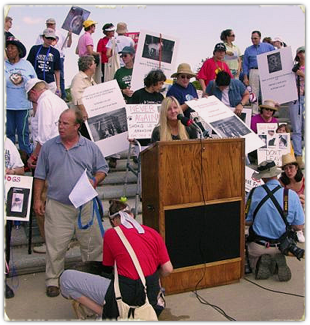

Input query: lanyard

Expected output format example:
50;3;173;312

34;45;51;81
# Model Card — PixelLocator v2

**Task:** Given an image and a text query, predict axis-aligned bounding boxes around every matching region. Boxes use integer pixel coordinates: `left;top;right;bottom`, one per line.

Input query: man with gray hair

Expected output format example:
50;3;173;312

70;55;97;139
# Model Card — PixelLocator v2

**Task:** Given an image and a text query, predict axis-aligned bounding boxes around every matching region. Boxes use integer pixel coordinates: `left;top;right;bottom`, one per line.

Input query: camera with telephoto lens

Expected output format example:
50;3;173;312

278;229;304;260
292;63;300;73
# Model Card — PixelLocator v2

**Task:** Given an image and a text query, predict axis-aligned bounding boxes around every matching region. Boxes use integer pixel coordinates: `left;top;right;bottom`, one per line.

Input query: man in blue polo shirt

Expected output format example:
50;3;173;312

243;31;275;114
34;108;109;298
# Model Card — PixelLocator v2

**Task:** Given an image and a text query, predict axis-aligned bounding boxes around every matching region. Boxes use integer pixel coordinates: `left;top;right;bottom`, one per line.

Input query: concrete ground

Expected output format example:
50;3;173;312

4;246;305;322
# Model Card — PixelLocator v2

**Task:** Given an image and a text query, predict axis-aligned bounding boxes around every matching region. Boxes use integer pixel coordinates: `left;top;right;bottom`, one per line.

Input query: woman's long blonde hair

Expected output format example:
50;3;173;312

158;96;189;141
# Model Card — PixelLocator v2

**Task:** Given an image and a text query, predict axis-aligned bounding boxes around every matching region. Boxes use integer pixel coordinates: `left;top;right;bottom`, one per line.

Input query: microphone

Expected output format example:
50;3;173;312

177;114;204;138
190;112;212;138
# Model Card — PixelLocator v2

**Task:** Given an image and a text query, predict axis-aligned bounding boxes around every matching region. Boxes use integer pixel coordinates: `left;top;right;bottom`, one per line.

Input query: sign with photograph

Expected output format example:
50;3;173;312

245;166;264;193
83;80;129;157
186;96;265;154
61;6;90;35
130;30;179;92
5;175;33;222
257;47;298;104
126;104;160;139
257;123;291;166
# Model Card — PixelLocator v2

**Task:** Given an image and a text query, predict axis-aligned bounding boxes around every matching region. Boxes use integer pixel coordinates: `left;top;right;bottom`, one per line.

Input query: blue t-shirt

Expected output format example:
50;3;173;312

5;59;37;110
27;45;61;84
166;82;198;118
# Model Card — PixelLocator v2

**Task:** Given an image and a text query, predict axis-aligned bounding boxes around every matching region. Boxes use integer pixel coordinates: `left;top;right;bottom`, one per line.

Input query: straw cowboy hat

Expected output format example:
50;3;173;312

259;99;278;111
252;160;281;180
281;153;298;169
171;63;196;78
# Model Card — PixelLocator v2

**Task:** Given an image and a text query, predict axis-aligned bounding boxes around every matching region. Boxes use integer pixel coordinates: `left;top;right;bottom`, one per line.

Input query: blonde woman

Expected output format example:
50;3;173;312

151;96;197;142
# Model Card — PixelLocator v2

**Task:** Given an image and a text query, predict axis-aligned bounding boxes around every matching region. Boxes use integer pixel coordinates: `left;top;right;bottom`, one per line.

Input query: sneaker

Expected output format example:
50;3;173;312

33;243;46;254
255;254;272;280
296;230;305;243
108;158;117;169
274;254;291;282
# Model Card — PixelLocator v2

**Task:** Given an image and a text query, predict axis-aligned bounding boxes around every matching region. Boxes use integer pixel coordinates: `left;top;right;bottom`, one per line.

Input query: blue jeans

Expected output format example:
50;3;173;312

60;58;66;100
289;96;305;156
6;109;32;155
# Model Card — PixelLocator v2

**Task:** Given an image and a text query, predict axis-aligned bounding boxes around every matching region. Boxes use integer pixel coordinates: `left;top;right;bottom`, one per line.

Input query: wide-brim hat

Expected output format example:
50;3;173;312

281;153;298;169
171;63;196;78
252;160;281;180
116;22;128;34
25;78;48;93
259;99;278;111
83;20;97;29
6;36;27;58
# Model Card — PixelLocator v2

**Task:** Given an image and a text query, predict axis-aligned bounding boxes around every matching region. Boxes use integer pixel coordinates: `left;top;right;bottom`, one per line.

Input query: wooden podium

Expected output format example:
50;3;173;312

141;138;245;294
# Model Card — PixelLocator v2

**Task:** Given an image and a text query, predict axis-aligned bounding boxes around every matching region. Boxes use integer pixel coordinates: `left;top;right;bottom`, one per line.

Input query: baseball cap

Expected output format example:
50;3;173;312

25;78;48;94
83;20;97;29
41;28;57;39
120;46;135;55
214;43;226;52
46;18;56;24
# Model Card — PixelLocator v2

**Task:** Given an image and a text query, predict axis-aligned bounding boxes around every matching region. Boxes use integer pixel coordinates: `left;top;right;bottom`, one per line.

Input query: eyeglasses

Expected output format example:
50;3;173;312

45;37;55;40
230;34;235;37
55;121;75;127
180;75;191;79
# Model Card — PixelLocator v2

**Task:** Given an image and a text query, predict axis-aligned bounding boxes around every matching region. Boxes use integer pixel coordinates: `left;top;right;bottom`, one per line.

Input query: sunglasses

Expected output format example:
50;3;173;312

230;34;235;37
264;108;274;111
45;37;55;40
121;54;129;58
180;75;191;79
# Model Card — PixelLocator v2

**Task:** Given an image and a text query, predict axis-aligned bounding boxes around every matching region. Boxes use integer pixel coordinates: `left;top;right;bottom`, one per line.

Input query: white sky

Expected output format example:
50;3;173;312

4;2;305;88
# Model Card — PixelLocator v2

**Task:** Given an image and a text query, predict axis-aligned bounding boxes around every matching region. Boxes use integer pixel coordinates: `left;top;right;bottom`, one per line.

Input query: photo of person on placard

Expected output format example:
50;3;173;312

61;6;90;35
267;52;282;74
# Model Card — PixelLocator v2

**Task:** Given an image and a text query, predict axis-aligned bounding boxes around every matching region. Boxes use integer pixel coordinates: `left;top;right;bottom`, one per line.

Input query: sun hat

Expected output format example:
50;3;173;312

281;153;298;169
25;78;48;94
41;28;57;39
83;20;97;29
120;46;135;55
46;18;56;24
102;23;115;32
252;160;281;180
116;22;128;34
171;63;196;78
273;37;283;44
259;99;278;111
6;36;27;58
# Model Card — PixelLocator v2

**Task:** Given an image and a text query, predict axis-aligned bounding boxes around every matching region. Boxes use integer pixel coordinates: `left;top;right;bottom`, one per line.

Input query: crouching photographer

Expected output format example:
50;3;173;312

245;160;304;281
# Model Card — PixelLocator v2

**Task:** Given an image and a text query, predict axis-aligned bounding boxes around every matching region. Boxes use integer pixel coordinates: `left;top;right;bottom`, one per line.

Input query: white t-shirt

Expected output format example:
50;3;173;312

5;138;24;169
222;87;230;107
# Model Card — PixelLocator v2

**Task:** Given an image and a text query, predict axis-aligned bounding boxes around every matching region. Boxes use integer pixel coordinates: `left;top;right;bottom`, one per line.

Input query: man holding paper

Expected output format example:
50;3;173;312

33;108;109;298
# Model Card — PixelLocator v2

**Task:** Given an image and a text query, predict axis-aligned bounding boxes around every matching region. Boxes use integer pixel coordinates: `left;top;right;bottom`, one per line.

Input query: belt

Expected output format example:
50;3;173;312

250;67;258;69
255;241;280;248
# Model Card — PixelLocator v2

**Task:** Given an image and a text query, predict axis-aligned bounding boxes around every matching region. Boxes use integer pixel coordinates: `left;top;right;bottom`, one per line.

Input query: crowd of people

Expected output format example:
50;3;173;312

4;14;305;320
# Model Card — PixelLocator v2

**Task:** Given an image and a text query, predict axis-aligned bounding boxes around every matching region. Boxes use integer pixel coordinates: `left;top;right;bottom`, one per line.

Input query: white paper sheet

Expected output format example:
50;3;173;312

69;169;98;208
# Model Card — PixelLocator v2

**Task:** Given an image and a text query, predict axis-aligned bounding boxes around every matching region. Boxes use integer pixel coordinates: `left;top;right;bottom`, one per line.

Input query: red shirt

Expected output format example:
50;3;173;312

103;225;170;280
97;37;110;63
197;58;233;88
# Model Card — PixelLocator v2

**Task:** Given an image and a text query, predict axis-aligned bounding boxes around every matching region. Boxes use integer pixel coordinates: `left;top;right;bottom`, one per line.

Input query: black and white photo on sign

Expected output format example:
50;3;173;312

185;96;265;154
82;80;129;157
257;123;291;165
61;6;90;35
130;30;179;92
5;175;33;222
258;134;267;148
258;47;298;104
126;104;160;139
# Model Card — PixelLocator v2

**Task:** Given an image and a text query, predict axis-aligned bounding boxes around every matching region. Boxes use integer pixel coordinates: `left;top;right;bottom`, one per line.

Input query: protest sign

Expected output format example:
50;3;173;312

186;96;265;154
83;80;129;157
5;175;33;222
258;47;298;104
61;6;90;35
126;104;160;139
245;166;264;193
257;123;290;166
130;30;179;92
